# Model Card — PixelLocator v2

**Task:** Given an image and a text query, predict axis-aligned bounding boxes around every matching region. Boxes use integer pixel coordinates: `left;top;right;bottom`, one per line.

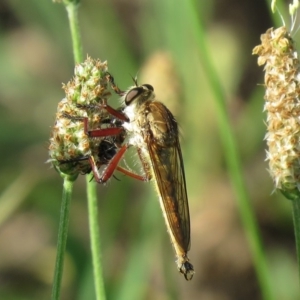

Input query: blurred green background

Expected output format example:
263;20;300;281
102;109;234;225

0;0;298;299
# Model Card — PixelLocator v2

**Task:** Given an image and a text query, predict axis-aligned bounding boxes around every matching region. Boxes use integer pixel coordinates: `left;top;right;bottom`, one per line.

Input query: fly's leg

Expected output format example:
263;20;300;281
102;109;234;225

136;147;152;181
116;166;146;181
105;72;125;96
62;113;124;138
89;144;147;183
100;103;129;122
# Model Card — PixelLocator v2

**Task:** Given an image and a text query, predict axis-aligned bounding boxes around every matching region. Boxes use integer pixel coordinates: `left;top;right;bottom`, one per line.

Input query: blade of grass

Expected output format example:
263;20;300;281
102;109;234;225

0;168;39;226
113;193;162;300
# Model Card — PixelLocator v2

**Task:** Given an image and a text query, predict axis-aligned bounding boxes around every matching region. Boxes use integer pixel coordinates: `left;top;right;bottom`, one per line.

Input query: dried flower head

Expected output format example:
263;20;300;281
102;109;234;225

49;57;115;179
253;26;300;196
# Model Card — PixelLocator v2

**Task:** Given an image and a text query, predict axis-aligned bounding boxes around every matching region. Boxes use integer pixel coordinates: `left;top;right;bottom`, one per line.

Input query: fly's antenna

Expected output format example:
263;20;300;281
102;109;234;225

130;74;139;86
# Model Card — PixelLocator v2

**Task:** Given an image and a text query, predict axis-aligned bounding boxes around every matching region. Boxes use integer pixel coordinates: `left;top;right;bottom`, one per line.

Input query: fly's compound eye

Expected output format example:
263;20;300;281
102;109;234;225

125;87;144;105
125;84;155;106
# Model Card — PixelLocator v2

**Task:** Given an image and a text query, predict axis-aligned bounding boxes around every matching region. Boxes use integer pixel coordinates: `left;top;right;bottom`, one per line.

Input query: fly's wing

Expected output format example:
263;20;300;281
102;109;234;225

145;102;190;252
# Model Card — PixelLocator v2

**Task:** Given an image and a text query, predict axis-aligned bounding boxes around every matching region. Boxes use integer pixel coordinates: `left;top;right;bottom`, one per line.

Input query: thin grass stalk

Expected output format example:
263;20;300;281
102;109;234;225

64;1;107;298
51;178;74;300
64;0;83;64
86;175;106;300
52;1;106;299
185;1;274;299
291;198;300;283
51;0;83;297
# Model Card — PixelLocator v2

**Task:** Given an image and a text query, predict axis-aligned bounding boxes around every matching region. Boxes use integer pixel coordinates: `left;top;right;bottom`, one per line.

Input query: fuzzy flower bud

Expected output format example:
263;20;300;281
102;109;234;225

49;57;111;179
253;26;300;197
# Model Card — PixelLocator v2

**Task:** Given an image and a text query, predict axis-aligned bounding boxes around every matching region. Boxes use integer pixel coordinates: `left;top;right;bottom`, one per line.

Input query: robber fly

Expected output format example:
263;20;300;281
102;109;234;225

106;74;194;280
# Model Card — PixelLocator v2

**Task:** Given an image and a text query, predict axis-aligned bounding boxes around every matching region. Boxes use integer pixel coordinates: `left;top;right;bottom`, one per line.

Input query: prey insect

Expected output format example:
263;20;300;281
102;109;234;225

105;73;194;280
56;112;145;183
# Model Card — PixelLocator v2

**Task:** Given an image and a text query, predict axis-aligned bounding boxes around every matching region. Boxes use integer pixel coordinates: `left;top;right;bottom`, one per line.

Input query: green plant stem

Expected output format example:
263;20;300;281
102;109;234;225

86;175;106;300
51;178;74;300
65;0;83;64
186;1;274;299
51;1;82;297
281;187;300;286
64;1;106;299
266;0;288;28
292;198;300;284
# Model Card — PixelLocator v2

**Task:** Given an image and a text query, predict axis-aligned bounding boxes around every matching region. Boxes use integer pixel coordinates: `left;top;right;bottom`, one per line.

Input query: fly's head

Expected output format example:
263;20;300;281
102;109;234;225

124;84;155;108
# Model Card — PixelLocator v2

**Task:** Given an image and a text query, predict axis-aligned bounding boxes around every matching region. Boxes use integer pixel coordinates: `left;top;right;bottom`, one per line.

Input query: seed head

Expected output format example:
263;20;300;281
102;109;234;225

253;26;300;196
49;57;111;179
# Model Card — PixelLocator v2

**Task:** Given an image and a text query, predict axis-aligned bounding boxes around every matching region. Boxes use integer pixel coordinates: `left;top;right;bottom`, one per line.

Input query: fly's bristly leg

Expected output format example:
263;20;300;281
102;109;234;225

136;147;153;182
61;112;124;138
105;72;125;96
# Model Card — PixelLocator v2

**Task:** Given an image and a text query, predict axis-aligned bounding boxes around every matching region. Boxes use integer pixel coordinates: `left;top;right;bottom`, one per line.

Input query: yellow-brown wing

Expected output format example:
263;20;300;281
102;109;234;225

144;101;190;252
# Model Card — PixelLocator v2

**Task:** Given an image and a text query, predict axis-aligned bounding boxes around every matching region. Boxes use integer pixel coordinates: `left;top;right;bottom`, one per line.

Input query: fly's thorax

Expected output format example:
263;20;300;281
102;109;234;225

122;115;147;151
122;103;136;126
122;99;146;146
